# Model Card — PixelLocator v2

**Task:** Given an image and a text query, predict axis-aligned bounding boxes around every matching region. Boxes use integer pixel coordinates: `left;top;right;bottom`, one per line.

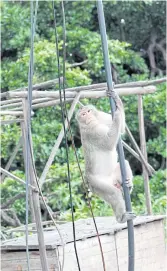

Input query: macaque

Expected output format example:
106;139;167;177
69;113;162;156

76;93;135;223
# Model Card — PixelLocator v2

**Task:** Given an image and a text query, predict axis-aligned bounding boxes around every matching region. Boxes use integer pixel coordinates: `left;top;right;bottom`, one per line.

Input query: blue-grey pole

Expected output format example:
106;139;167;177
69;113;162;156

96;1;135;271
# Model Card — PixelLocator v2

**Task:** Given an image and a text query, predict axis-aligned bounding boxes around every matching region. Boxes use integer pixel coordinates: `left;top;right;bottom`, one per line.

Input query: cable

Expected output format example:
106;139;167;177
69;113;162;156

51;1;106;269
28;131;64;271
68;131;107;271
55;1;106;270
52;1;81;270
26;2;106;270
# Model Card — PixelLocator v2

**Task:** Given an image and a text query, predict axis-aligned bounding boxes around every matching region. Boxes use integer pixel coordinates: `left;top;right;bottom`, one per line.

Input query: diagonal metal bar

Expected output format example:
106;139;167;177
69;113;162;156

138;95;152;214
125;124;155;176
0;167;36;191
122;140;154;175
39;92;81;188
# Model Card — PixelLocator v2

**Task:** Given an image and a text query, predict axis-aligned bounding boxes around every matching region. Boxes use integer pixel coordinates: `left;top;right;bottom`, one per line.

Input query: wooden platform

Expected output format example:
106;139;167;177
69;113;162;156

1;215;166;271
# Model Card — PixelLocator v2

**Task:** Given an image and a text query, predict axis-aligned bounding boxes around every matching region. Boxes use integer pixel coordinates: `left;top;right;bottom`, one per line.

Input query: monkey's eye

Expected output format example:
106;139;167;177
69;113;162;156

82;112;86;116
88;109;91;113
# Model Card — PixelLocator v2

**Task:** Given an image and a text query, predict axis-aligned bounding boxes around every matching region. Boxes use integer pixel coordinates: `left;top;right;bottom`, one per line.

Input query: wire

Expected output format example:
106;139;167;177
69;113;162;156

52;1;81;270
26;2;106;271
51;1;106;269
59;1;106;270
61;102;106;271
28;128;64;271
29;151;64;271
68;131;106;271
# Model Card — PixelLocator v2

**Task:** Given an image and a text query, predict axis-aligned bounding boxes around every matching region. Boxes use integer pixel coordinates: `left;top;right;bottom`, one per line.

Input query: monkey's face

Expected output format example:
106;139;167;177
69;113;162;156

76;105;97;125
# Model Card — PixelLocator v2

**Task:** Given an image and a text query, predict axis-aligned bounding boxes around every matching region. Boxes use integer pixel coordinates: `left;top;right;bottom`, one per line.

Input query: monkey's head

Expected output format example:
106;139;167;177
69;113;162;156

76;105;98;126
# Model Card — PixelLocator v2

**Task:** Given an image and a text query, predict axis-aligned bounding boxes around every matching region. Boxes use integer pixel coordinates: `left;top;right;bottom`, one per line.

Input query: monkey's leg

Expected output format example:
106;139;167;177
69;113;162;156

89;175;135;223
103;187;135;223
113;160;133;193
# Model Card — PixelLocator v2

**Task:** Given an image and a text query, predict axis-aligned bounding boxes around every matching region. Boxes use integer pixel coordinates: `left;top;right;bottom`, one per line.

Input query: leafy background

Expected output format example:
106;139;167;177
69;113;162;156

1;1;166;230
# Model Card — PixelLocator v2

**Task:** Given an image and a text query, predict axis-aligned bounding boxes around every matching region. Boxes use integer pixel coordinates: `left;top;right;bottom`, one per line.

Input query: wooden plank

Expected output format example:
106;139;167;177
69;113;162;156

58;234;117;271
0;98;22;106
2;76;165;109
0;97;53;110
1;221;166;271
0;92;8;98
0;111;23;116
5;220;66;234
1;250;58;271
138;95;152;214
1;119;23;125
116;220;166;271
1;102;22;109
3;76;165;98
32;98;73;109
7;86;156;99
10;77;63;92
1;216;166;251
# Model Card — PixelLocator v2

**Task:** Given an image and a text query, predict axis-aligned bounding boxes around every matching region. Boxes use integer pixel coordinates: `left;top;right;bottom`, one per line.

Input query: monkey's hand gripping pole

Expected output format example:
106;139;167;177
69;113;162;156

97;1;135;271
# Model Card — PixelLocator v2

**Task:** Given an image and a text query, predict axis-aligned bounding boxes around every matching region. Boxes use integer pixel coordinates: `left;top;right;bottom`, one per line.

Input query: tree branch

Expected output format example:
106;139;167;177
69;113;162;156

1;192;25;209
0;209;22;227
68;60;88;68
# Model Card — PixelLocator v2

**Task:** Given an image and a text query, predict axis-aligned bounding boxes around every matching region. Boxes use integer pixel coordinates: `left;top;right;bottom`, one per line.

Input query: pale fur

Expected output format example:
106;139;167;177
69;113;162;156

76;95;135;223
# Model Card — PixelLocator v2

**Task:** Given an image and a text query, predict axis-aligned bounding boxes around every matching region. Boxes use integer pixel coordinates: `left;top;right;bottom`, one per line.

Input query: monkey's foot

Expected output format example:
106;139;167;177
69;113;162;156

119;212;136;223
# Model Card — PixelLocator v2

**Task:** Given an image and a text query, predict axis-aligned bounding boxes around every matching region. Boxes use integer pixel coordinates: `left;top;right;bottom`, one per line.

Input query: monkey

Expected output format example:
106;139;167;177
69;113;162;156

76;93;135;223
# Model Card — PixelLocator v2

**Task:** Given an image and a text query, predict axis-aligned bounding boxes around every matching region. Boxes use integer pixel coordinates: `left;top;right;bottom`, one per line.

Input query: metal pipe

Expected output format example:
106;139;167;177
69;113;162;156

97;1;135;270
25;1;49;271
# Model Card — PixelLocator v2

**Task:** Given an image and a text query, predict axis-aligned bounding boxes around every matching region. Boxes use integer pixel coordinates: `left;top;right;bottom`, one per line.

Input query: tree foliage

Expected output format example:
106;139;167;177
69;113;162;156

1;1;166;228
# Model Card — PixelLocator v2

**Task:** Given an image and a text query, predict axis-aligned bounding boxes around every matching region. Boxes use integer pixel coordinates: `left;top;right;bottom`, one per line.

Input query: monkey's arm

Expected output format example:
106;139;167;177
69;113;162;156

98;94;125;133
112;94;125;134
97;111;113;127
92;106;122;148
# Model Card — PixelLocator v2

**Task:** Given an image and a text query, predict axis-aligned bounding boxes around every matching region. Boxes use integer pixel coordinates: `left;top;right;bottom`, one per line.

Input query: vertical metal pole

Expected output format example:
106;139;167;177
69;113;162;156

21;121;36;224
22;99;49;271
96;1;135;271
23;1;49;270
138;95;152;214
